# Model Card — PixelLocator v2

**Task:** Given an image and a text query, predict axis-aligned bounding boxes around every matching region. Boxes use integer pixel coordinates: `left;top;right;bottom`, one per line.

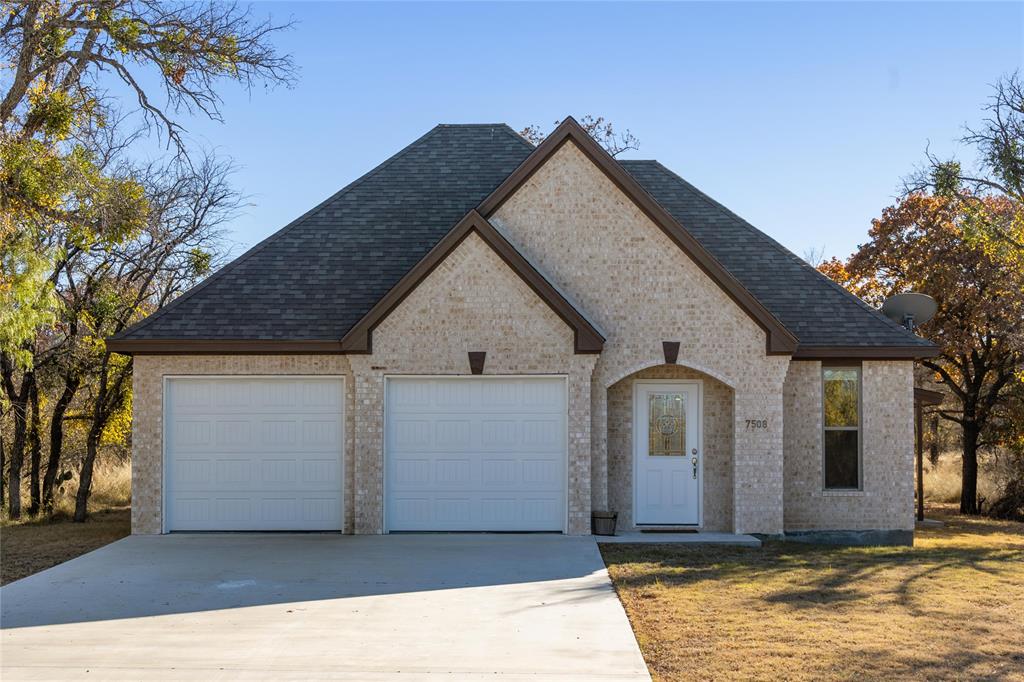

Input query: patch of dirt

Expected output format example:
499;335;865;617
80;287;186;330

1;508;130;585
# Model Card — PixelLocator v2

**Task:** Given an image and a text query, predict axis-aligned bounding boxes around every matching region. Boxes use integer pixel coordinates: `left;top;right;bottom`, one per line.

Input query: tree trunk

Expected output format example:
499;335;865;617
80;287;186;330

1;430;6;510
928;415;940;467
916;403;925;522
6;372;34;519
74;353;125;523
43;374;80;510
960;421;981;514
27;381;42;516
73;424;102;523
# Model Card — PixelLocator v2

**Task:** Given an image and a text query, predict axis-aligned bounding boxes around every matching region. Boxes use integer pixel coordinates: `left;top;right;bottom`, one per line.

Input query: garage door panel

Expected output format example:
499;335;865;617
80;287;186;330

522;380;564;408
303;419;343;448
169;494;342;531
173;455;340;490
388;494;564;531
386;377;567;532
166;377;343;532
436;420;471;448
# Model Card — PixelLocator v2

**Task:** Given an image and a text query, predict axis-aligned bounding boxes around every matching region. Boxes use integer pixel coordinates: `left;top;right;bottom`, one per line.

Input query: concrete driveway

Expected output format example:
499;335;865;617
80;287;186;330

1;534;649;680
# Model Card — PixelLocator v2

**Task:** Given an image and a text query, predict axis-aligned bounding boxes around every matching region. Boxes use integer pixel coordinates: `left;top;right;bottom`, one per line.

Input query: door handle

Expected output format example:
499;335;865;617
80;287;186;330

692;456;698;479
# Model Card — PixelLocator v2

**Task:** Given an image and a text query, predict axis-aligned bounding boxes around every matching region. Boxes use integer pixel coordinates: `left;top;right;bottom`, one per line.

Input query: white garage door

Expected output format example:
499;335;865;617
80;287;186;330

385;377;567;532
165;377;344;531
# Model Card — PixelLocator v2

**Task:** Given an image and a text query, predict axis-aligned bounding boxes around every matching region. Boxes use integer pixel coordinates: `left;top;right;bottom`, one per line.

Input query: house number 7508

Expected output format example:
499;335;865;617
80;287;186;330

745;419;769;429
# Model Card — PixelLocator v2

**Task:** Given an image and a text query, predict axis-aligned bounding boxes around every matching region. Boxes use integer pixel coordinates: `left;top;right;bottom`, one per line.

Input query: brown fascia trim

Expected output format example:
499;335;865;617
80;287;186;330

821;358;863;367
339;209;605;354
105;339;345;355
914;386;944;406
477;116;799;356
792;345;940;360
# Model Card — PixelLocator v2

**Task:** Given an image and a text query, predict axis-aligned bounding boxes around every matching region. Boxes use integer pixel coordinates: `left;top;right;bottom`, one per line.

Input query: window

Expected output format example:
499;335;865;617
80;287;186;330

823;366;860;489
648;392;686;456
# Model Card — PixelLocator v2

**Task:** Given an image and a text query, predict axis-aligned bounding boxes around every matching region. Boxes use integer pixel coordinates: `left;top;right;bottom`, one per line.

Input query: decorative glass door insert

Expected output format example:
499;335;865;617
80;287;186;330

648;393;686;457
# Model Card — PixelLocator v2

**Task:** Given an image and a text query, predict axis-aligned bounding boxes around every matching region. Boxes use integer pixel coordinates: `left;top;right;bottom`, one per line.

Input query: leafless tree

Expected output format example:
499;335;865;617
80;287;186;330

905;71;1024;252
802;245;827;267
1;0;296;150
520;115;640;157
65;154;239;520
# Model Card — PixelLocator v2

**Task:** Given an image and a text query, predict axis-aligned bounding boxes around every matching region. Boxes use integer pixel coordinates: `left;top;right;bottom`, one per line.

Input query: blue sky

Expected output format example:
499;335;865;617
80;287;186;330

143;1;1022;262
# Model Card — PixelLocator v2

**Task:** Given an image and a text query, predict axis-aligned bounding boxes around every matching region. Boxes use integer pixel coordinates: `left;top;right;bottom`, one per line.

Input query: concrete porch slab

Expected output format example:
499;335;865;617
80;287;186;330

595;532;761;547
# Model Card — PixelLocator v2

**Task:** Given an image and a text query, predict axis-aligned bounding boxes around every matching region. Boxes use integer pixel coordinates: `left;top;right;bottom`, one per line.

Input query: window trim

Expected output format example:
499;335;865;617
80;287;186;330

821;364;862;491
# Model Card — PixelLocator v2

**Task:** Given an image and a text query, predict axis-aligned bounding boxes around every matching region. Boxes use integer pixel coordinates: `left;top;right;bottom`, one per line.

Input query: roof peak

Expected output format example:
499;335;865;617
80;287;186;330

434;123;513;128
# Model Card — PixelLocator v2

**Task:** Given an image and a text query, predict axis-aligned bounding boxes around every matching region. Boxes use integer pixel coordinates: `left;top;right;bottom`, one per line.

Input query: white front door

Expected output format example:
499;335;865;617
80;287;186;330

634;382;701;525
385;377;567;532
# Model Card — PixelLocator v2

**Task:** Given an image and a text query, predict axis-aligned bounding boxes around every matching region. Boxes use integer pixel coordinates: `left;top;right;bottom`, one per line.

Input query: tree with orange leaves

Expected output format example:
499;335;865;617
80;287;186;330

821;190;1023;514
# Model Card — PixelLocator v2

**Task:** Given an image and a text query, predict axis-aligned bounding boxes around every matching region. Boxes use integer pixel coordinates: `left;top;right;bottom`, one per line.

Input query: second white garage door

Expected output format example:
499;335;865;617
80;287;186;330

385;377;567;532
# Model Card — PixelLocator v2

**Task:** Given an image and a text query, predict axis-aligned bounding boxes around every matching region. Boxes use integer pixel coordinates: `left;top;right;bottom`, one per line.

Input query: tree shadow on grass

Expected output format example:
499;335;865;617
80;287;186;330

601;539;1024;613
601;527;1024;680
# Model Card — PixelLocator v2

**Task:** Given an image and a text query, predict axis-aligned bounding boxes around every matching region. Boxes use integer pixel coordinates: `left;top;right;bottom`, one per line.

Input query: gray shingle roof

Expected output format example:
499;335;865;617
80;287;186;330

114;124;534;341
114;124;932;352
619;160;933;350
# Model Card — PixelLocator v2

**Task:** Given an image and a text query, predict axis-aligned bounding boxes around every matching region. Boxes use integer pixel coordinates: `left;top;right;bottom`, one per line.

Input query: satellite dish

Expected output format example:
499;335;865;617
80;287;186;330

881;293;937;332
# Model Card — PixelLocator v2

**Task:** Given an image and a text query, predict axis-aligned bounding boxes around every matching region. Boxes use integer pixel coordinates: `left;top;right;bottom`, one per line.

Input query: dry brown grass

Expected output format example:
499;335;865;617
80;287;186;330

601;508;1024;681
0;507;130;585
923;454;1001;505
2;457;131;524
1;459;132;585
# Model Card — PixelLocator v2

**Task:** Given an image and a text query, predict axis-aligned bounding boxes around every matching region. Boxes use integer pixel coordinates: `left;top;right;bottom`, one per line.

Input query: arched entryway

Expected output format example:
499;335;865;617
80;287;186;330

606;364;735;531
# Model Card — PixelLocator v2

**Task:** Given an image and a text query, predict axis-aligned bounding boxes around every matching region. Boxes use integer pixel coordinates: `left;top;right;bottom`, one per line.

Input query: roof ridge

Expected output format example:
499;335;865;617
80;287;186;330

640;161;927;344
436;122;514;128
111;124;450;341
496;123;536;150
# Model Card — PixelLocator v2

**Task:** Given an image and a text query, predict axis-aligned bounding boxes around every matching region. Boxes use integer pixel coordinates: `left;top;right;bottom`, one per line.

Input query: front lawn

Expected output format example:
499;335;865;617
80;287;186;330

601;510;1024;681
1;507;130;585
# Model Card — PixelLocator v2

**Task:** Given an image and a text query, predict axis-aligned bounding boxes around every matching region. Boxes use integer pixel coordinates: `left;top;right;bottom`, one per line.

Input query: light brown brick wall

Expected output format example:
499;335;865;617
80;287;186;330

492;141;790;534
130;141;917;538
783;360;915;531
350;232;598;534
608;365;734;531
131;354;354;535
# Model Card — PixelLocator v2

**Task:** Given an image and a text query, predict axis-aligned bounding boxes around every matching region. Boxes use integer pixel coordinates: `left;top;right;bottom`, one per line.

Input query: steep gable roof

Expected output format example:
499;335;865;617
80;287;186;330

478;118;799;355
108;124;534;352
339;210;604;353
108;119;936;359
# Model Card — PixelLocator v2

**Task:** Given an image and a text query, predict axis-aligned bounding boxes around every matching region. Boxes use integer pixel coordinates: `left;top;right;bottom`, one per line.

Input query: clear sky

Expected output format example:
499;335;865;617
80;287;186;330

148;1;1023;262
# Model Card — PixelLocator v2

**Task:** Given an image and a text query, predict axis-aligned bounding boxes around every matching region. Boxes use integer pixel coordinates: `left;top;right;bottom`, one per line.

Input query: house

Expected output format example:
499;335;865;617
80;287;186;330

107;117;936;544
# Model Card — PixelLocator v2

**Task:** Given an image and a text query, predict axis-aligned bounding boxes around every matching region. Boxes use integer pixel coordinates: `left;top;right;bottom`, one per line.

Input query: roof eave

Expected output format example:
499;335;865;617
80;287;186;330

105;339;346;355
792;344;940;360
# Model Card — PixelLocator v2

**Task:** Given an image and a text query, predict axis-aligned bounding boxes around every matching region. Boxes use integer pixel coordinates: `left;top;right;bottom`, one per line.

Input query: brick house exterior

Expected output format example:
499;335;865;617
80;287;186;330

111;118;935;543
